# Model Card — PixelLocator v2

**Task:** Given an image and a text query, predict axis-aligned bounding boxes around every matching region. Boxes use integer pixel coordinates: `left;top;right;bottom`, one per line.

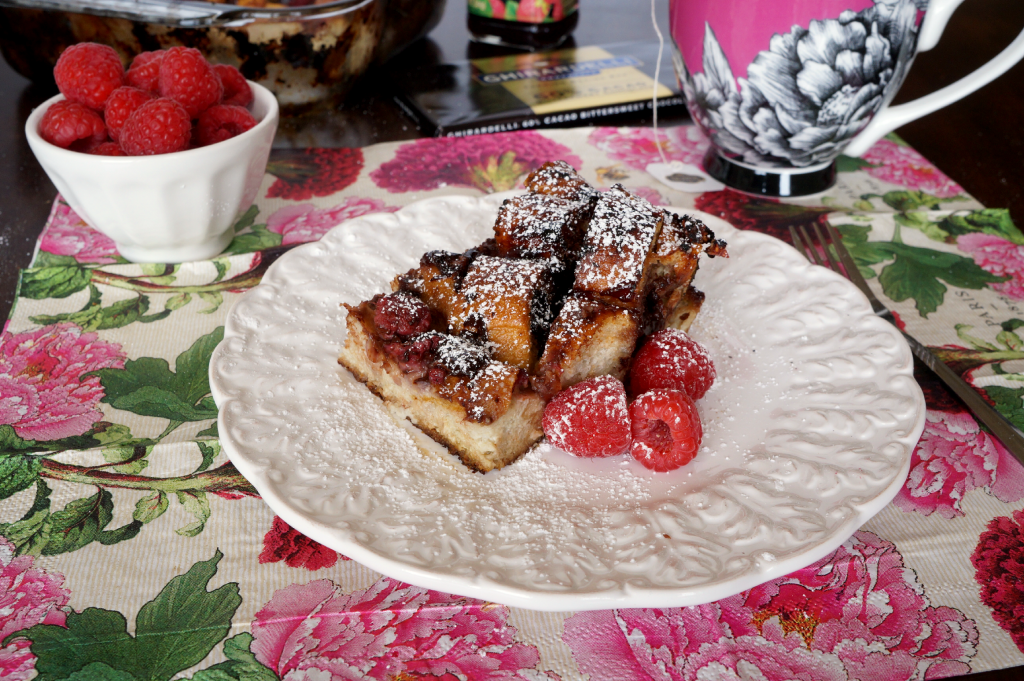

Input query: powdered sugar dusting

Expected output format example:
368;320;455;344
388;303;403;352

212;193;923;611
575;185;661;301
494;193;591;273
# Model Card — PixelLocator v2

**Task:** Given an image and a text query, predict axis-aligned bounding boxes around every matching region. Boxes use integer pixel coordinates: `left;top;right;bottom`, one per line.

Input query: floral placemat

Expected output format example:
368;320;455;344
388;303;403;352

1;125;1023;681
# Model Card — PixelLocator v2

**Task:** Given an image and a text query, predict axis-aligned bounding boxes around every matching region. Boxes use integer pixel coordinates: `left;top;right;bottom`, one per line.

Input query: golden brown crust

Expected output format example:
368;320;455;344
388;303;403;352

493;192;593;271
573;186;664;309
534;293;641;399
523;160;598;203
452;256;554;371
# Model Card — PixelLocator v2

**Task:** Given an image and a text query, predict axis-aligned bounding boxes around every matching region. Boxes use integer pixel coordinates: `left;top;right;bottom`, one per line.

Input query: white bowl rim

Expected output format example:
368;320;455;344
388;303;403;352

25;80;279;161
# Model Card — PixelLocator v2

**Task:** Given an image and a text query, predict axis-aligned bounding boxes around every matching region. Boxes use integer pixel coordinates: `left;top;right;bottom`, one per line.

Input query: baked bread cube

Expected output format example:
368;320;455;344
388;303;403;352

524;160;598;204
641;211;726;334
493;192;593;273
533;292;641;398
573;185;664;309
451;255;555;371
394;249;476;320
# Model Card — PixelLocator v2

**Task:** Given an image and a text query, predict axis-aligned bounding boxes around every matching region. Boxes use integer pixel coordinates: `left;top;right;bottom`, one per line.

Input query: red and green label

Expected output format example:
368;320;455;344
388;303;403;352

468;0;578;23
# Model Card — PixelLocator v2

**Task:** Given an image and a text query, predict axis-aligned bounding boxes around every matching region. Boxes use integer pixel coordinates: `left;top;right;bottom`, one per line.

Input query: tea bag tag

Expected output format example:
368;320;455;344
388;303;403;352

646;161;725;193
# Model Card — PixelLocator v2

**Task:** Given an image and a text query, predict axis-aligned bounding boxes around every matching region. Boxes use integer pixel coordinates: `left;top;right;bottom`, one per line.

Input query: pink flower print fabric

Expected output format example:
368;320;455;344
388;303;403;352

37;201;119;265
259;515;344;570
371;132;582;193
958;232;1024;300
266;198;399;246
563;531;978;681
972;510;1024;653
860;138;965;198
895;409;1024;519
588;126;711;171
251;576;557;680
0;323;126;441
0;538;70;681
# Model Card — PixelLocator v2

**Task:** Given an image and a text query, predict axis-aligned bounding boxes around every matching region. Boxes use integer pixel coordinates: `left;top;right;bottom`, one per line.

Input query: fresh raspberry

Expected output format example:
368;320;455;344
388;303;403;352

103;86;153;143
629;328;716;400
88;141;126;156
158;47;223;118
53;42;125;110
373;292;432;340
118;98;191;156
126;51;165;94
195;104;257;146
629;389;702;472
39;100;108;151
212;64;253;107
543;375;631;458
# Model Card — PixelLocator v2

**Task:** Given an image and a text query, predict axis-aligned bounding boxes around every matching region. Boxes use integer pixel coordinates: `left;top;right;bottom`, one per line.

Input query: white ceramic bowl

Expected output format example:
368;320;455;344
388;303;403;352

25;82;279;263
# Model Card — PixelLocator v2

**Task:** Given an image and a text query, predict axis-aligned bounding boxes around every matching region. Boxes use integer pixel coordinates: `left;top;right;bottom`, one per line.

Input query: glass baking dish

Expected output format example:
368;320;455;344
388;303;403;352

0;0;445;108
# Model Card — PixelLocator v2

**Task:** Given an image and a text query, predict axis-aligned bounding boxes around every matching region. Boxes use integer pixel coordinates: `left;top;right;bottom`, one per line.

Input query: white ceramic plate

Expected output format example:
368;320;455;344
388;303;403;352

210;193;925;611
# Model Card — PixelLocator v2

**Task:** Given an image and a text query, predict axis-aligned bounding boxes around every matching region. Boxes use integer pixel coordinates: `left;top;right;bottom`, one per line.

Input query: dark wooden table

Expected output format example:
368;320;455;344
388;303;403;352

0;3;1022;676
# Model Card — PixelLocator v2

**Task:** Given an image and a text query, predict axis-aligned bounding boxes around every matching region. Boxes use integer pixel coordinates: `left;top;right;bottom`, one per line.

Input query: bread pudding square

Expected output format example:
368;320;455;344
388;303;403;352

338;162;726;473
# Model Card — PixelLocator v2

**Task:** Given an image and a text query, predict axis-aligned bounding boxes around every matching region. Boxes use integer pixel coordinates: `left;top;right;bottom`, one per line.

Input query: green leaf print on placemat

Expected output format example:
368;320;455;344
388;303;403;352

0;326;259;557
5;551;267;681
836;220;1007;317
93;327;224;426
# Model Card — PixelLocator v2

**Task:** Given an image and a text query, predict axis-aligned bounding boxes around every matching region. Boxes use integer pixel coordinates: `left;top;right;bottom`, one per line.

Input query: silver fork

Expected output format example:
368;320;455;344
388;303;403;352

790;222;1024;465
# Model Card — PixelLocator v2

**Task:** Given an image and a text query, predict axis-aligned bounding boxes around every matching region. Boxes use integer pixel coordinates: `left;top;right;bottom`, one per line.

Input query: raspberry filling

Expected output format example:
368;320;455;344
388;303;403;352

381;333;440;376
373;292;432;341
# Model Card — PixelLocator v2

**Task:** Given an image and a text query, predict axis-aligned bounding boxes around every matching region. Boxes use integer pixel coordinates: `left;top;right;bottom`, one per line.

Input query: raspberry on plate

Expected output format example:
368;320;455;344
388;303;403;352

212;64;253;107
119;98;192;156
543;375;631;458
629;389;702;472
629;328;716;400
158;47;223;118
39;100;107;151
126;51;165;94
104;86;153;143
53;42;125;111
196;104;257;146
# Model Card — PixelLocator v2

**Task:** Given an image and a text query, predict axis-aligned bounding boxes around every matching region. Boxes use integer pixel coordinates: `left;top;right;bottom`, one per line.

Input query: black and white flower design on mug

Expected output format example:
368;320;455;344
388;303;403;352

682;0;926;168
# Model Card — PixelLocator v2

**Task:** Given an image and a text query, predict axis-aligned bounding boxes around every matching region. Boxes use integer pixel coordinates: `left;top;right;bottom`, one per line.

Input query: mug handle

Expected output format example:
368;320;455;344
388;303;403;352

844;0;1024;157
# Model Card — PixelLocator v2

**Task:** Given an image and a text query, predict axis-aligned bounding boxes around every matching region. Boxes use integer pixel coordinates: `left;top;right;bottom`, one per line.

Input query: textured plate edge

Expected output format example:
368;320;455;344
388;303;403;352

210;197;926;611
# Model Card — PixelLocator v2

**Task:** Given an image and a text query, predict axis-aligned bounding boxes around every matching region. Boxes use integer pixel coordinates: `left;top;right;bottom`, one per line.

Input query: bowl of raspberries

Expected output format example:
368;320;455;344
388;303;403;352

25;42;279;263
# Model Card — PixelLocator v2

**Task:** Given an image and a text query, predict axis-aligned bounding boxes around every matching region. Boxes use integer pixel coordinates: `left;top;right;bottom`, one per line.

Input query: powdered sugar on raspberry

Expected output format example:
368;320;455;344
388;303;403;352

543;375;631;457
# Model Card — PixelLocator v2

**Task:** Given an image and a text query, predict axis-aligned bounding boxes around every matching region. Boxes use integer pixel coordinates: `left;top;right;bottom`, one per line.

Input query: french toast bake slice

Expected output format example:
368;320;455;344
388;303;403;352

340;297;544;472
338;162;725;472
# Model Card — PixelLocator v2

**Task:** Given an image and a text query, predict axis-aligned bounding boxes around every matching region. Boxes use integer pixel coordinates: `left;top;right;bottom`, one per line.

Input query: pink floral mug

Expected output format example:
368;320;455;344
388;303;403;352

669;0;1024;196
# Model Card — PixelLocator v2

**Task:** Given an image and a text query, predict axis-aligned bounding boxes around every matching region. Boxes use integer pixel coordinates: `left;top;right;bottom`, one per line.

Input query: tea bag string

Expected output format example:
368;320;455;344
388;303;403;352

651;0;669;166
